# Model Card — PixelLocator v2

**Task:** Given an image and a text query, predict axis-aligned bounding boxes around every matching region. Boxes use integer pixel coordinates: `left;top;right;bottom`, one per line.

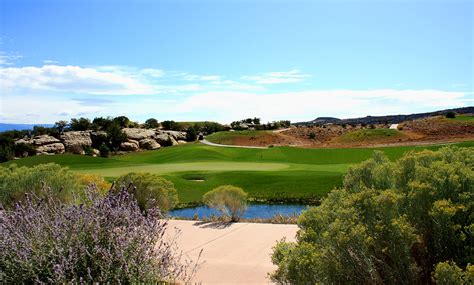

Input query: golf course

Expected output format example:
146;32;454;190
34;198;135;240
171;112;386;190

4;141;473;206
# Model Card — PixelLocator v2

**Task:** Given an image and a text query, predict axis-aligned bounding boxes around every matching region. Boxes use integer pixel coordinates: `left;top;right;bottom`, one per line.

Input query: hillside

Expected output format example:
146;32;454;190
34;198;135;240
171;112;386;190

297;106;474;126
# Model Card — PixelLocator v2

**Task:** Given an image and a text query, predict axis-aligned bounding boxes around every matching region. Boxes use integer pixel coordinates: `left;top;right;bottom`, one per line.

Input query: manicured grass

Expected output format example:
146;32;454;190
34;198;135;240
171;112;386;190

335;128;405;143
3;141;473;205
206;130;275;145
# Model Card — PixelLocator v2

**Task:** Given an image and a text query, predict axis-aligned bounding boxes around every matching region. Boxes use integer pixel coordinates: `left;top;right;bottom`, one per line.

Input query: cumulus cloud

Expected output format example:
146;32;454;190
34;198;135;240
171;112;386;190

242;69;311;84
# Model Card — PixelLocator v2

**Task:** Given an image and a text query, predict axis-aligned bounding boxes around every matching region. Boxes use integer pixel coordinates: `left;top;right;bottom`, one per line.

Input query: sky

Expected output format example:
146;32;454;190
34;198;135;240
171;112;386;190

0;0;472;124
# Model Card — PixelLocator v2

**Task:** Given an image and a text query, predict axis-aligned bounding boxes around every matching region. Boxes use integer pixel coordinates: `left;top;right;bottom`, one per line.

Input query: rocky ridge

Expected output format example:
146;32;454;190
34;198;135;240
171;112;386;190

14;128;187;156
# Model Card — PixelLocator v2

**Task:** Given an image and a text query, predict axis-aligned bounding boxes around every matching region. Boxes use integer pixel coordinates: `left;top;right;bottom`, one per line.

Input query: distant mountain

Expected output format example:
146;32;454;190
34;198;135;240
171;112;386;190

0;123;54;132
296;107;474;126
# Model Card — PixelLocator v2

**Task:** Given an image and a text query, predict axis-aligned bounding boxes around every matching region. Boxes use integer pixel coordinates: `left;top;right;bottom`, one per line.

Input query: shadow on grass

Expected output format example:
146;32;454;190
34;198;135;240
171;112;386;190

193;220;233;229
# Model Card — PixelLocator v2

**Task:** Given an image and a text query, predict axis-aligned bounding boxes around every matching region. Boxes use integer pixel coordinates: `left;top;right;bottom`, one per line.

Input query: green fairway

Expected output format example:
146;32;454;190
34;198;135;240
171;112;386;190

450;115;474;122
3;141;473;205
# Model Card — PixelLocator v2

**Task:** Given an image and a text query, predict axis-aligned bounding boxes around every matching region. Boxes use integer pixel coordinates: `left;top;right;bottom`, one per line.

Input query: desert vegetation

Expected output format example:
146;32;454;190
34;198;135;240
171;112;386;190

203;185;248;222
270;147;473;284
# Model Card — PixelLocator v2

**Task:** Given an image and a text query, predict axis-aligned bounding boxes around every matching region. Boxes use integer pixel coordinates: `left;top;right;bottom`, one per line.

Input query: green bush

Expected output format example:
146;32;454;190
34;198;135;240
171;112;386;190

433;261;473;285
203;185;248;222
115;173;178;212
0;163;82;208
99;144;110;157
271;147;473;284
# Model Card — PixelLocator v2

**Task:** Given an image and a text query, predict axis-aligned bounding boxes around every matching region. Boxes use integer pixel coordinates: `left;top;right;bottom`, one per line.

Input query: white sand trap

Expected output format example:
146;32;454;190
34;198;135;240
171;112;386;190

167;219;298;284
390;124;399;129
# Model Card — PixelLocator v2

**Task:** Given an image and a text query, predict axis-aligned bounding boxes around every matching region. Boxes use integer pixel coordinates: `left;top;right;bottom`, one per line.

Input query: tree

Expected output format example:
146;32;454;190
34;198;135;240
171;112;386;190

446;111;456;119
186;126;198;142
115;173;178;212
107;124;127;150
161;120;178;130
113;116;130;128
92;117;114;131
271;147;473;284
144;118;160;129
70;117;91;131
203;185;248;222
54;120;68;133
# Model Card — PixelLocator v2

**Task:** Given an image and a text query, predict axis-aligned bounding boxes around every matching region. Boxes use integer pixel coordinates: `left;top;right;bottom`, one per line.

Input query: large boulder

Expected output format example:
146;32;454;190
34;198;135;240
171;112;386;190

36;143;65;154
60;131;92;151
139;138;161;150
123;128;156;140
155;134;178;146
32;135;60;146
120;141;140;151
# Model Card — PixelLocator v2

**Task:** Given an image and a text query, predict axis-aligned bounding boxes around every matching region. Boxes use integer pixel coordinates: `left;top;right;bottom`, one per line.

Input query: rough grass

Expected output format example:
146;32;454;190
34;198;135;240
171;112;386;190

335;128;406;143
3;142;473;205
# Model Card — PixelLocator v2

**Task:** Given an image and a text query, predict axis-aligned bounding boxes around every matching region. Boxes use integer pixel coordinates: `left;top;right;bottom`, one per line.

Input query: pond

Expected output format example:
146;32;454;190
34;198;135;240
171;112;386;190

169;203;309;219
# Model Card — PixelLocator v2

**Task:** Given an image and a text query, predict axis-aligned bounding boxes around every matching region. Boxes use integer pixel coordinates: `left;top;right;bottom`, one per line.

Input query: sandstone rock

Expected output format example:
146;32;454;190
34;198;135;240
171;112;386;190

155;134;171;145
60;131;92;150
169;136;179;146
139;138;161;150
120;141;139;151
32;135;60;146
123;128;156;140
177;140;187;145
36;143;65;154
158;130;187;141
128;139;140;147
15;138;32;144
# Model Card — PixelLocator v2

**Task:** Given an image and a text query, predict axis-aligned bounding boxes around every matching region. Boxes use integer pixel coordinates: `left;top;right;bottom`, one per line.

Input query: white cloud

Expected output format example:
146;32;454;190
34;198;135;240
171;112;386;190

178;89;470;122
0;52;22;65
242;69;311;84
1;89;470;124
0;65;157;95
43;59;59;64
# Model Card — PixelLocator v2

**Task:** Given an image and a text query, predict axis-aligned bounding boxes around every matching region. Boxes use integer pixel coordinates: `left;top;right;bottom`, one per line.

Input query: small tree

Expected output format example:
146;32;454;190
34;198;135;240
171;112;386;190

145;118;160;129
446;111;456;119
70;117;92;131
113;116;131;128
203;185;248;222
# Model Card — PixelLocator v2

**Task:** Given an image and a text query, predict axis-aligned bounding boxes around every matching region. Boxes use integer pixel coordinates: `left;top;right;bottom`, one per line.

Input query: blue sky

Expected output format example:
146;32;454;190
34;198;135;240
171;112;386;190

0;0;472;123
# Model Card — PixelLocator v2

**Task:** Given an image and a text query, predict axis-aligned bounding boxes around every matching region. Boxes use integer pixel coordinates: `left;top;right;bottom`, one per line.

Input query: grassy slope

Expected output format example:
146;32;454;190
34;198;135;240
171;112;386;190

205;130;275;145
3;141;473;205
450;115;474;122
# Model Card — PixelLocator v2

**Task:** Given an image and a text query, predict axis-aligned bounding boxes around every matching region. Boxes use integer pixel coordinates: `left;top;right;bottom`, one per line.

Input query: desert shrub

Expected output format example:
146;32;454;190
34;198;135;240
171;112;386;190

99;144;110;157
203;185;248;222
308;132;316;139
271;147;473;284
115;173;178;212
432;261;473;285
0;163;82;208
76;174;111;195
0;187;196;283
446;111;456;118
108;124;127;150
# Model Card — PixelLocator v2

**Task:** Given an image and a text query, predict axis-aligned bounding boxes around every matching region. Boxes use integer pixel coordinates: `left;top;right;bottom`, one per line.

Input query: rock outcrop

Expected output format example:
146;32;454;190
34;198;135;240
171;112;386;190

123;128;156;140
60;131;92;151
139;138;161;150
37;143;65;154
32;135;61;146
